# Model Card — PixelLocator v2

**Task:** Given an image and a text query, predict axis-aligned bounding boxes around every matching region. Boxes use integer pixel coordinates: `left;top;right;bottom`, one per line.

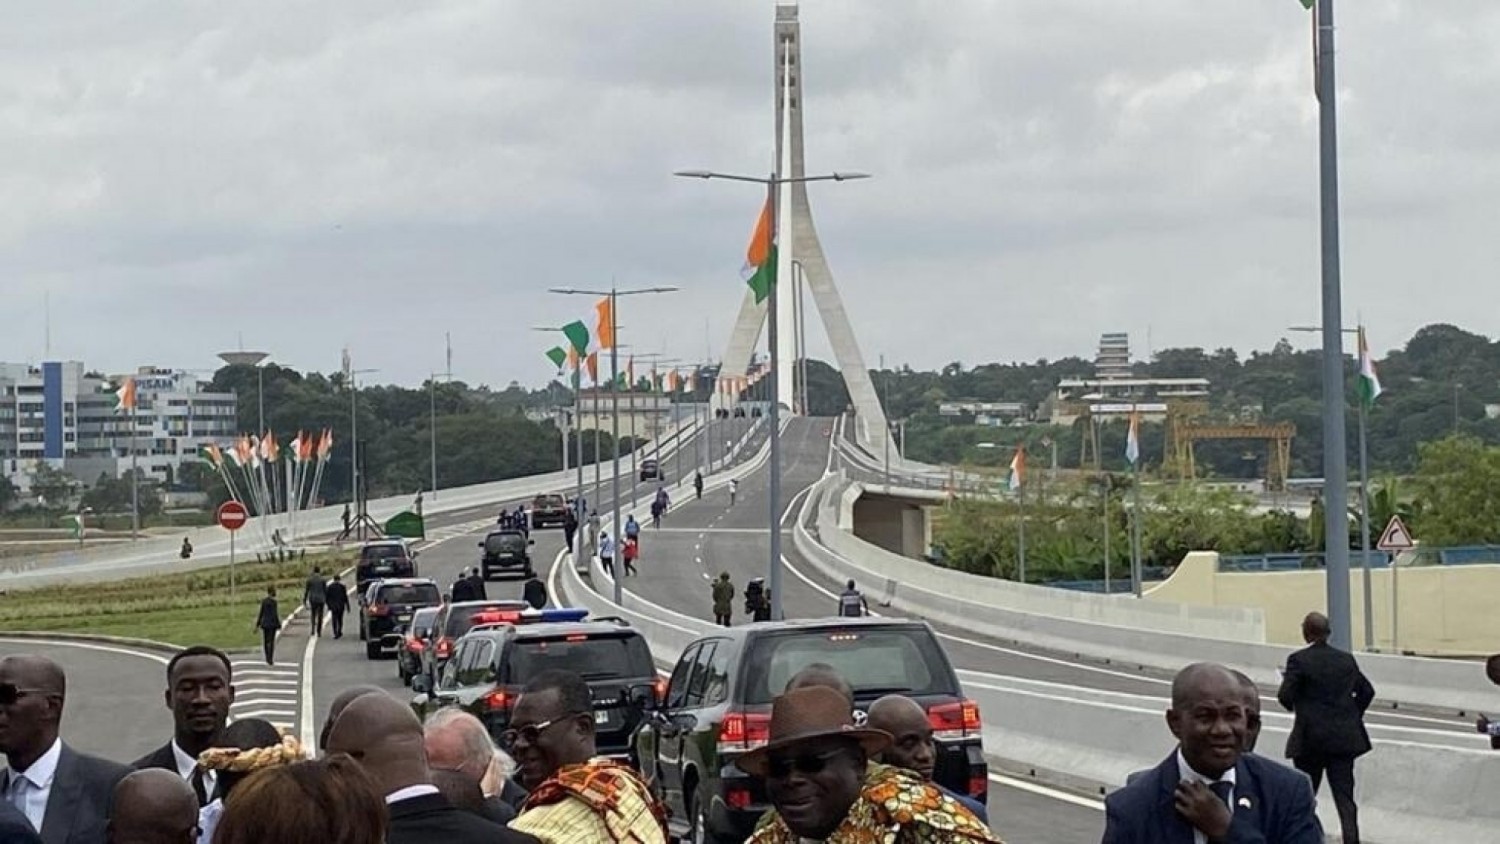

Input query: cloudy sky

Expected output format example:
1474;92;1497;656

3;1;1498;388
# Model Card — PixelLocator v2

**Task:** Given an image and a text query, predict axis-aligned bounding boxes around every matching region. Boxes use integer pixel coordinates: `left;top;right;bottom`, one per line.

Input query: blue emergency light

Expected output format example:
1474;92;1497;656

519;608;590;624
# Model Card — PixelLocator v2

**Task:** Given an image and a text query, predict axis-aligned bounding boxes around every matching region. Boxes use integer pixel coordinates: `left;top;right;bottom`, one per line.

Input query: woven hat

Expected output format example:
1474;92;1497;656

735;686;890;777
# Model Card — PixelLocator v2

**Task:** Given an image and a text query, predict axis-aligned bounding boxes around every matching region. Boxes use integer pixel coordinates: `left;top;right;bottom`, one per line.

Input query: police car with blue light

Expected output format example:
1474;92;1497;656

410;607;659;761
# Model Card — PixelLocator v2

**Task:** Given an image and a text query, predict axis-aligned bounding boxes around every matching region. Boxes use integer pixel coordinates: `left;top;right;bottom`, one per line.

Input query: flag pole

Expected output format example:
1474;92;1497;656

1017;472;1027;584
130;399;139;541
1358;387;1373;650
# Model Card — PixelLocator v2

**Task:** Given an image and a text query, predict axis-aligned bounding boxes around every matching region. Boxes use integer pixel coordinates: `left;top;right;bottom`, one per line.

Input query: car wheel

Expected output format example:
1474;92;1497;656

365;641;381;660
686;790;711;844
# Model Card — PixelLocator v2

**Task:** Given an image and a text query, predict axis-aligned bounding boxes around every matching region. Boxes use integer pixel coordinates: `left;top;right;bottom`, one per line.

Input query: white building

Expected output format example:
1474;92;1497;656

0;362;237;494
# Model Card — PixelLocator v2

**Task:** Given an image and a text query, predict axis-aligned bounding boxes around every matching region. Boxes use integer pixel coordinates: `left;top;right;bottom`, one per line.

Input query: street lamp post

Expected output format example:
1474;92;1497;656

346;367;377;540
675;168;869;621
218;351;270;435
549;286;677;605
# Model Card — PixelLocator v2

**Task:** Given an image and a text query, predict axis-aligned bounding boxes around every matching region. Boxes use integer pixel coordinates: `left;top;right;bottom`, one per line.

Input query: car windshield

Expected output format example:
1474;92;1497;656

410;610;439;638
535;496;564;508
377;584;440;605
505;634;654;683
741;627;957;705
361;544;407;561
485;533;526;550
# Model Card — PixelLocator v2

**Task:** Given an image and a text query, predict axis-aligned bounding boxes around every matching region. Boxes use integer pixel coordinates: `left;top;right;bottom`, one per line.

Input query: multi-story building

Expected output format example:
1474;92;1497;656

1045;332;1210;425
0;362;237;494
1095;332;1133;380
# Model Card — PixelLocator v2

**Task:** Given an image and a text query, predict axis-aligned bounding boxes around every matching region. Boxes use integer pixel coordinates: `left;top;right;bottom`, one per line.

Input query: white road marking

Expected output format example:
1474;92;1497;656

990;773;1105;811
0;637;168;665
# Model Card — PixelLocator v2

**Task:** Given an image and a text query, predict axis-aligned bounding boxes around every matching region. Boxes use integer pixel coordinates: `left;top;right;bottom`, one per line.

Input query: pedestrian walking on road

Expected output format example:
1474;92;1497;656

838;580;870;618
451;570;476;603
599;531;616;577
522;571;548;610
622;536;639;577
466;568;488;600
728;478;739;506
326;575;350;639
304;567;328;638
1277;612;1375;844
255;587;281;665
711;573;734;627
563;509;579;556
649;497;665;529
624;515;641;543
693;471;704;500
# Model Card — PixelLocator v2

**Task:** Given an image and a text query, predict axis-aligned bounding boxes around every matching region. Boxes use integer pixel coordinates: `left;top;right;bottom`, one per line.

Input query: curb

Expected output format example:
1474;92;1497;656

0;629;187;656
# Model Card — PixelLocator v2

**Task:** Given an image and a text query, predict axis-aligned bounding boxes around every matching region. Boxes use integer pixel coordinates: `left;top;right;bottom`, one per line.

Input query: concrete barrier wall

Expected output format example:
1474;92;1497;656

797;473;1500;714
1148;551;1500;657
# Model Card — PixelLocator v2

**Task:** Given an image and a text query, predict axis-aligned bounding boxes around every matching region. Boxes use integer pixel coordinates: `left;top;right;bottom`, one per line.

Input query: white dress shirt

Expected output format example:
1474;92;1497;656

172;740;217;798
384;784;440;805
5;737;62;834
1176;749;1237;844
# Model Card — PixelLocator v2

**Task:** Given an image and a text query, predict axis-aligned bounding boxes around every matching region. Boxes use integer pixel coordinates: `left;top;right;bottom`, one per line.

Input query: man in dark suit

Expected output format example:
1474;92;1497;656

1;654;131;844
303;566;329;638
130;646;234;807
326;575;351;639
1277;611;1375;844
0;798;42;844
323;691;537;844
253;587;281;665
466;569;488;601
1103;662;1323;844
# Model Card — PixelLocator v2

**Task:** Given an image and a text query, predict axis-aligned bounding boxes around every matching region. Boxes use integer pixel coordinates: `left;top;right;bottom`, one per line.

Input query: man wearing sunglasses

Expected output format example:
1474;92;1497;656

506;670;667;843
737;685;999;844
1;654;131;844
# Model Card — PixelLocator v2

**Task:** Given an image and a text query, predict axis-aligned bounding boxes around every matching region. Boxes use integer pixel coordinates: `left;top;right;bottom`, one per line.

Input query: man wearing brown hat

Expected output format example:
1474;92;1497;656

737;685;999;843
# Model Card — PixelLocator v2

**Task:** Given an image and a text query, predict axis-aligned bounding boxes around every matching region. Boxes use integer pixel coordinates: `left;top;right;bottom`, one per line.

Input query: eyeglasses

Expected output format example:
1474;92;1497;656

500;714;583;750
0;683;54;707
766;748;849;779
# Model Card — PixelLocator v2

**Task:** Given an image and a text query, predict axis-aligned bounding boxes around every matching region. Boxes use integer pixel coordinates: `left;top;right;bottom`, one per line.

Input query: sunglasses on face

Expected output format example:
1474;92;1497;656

0;683;53;707
500;713;583;750
766;748;849;779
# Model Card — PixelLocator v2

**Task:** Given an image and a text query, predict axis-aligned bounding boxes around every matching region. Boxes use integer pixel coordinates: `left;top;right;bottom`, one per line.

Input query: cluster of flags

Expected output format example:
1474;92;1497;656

197;429;337;544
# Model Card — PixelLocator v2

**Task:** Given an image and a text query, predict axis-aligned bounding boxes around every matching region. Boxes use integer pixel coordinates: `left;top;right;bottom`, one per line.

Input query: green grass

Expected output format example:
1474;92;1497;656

0;552;353;651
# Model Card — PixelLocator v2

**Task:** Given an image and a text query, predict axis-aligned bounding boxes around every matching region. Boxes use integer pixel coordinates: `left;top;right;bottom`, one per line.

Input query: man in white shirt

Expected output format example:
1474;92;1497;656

1;654;130;844
131;647;235;806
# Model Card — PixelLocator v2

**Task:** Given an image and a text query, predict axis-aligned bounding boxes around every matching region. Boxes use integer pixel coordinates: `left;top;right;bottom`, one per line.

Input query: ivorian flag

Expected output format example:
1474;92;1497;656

1008;446;1025;492
585;352;599;386
561;320;591;355
545;346;567;370
1357;326;1383;408
741;196;776;304
1125;411;1141;467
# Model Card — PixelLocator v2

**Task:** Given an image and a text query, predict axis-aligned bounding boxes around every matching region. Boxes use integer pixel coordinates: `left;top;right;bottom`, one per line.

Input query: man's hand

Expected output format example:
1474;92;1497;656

1175;781;1232;841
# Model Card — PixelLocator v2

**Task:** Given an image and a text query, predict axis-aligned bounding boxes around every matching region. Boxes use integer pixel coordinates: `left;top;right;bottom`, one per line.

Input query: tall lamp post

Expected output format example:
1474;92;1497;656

428;369;451;501
534;326;589;568
675;168;869;621
347;366;377;539
548;286;677;605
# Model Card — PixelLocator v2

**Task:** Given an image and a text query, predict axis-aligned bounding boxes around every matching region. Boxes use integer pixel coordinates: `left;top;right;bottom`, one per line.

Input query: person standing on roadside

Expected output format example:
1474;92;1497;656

1277;612;1375;844
133;647;235;807
562;509;578;558
693;471;703;500
304;567;328;638
622;536;639;577
1477;654;1500;749
466;568;488;601
711;573;734;627
837;580;869;618
326;575;350;640
254;587;281;666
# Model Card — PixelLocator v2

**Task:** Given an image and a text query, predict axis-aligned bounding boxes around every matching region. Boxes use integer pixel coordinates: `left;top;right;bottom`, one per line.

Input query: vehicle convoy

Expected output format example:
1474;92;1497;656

396;606;441;686
355;539;418;592
632;618;986;844
419;599;532;685
530;494;568;528
358;578;443;660
411;608;659;762
478;528;534;580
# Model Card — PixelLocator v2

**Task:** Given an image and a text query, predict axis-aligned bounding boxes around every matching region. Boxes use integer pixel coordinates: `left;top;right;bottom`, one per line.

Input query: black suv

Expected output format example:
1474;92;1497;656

355;540;418;593
633;618;986;844
420;599;532;685
530;494;568;528
478;529;534;580
397;607;441;686
640;458;663;481
358;578;442;660
412;612;658;762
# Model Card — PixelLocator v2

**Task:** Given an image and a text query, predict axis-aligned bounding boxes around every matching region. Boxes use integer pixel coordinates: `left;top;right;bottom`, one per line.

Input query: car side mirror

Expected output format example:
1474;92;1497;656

411;675;431;694
626;683;659;712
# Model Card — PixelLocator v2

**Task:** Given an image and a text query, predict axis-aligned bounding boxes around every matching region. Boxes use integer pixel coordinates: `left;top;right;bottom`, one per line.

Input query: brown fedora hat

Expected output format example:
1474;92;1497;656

735;686;891;777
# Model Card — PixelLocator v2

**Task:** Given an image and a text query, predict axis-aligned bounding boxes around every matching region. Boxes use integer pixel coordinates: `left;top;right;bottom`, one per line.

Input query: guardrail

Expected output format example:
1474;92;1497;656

796;471;1500;715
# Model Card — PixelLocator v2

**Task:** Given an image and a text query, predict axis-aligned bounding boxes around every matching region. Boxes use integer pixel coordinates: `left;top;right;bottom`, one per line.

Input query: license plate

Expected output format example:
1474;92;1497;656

397;614;411;623
594;710;609;724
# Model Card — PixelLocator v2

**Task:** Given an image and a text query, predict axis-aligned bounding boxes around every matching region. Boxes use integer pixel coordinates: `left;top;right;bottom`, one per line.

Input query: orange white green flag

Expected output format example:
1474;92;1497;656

741;196;776;304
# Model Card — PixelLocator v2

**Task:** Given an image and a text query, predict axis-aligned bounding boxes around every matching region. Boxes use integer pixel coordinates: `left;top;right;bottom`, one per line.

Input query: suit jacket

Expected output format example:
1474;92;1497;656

1277;640;1375;759
4;743;133;844
386;793;537;844
128;742;177;773
326;581;350;612
255;597;281;631
1102;752;1323;844
0;798;42;844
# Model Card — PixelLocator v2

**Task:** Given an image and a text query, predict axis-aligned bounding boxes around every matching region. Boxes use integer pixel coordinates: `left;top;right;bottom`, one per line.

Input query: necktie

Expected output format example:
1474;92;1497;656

191;768;209;807
8;775;31;821
1209;781;1233;809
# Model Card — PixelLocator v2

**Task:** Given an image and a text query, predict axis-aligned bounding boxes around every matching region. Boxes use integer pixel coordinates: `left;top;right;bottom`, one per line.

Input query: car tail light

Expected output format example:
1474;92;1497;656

967;774;988;799
928;699;981;740
717;711;771;754
369;604;391;616
483;690;510;711
405;638;426;653
725;785;753;810
435;637;454;660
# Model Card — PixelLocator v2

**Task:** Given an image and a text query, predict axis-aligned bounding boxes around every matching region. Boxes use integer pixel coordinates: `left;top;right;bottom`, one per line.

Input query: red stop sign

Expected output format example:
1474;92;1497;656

217;501;249;532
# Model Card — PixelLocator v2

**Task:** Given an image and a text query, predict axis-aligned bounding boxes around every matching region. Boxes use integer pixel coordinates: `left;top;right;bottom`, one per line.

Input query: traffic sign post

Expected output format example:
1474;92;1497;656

217;501;249;601
1376;515;1415;653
